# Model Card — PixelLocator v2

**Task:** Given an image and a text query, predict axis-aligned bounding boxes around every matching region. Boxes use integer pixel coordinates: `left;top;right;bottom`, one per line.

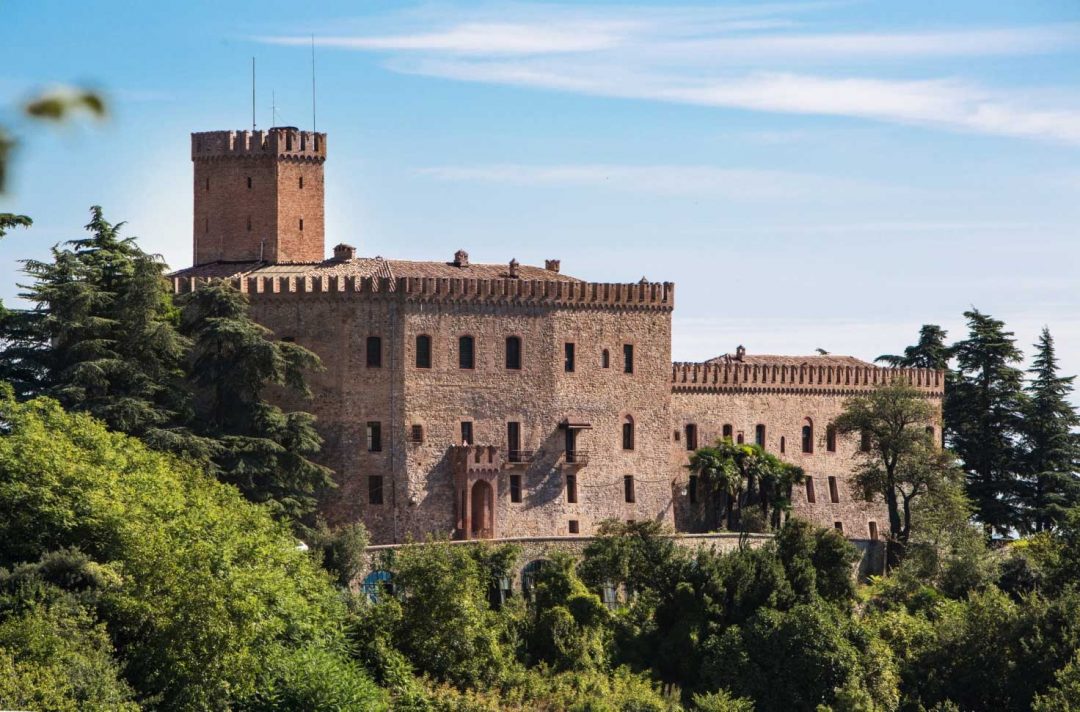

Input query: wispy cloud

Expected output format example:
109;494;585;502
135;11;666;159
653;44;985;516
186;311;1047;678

417;163;899;200
256;4;1080;145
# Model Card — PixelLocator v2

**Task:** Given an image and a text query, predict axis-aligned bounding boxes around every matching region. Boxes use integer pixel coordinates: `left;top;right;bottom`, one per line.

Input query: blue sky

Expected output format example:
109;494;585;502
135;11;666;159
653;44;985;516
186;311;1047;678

3;0;1079;375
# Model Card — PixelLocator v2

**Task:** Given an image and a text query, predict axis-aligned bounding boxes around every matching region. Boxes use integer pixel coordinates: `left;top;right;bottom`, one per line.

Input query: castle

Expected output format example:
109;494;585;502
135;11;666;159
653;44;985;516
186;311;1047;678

174;127;944;545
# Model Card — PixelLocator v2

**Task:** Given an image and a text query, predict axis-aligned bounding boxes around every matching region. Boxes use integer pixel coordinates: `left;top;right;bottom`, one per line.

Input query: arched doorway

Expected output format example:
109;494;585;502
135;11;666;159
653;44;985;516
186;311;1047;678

471;480;494;539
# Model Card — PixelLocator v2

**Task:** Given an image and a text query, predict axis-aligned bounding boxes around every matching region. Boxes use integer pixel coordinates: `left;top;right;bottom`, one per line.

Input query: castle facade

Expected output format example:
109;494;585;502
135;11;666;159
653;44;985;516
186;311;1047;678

174;127;944;544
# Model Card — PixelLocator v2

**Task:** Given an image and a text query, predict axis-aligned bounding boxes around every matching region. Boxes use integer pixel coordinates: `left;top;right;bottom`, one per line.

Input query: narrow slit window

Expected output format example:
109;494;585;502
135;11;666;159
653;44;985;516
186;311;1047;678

622;416;634;450
685;424;698;451
459;336;475;369
805;476;816;503
623;344;634;373
415;335;432;368
509;474;522;503
802;419;814;453
368;475;383;505
755;424;766;447
366;336;382;368
460;421;473;446
246;216;252;232
826;425;837;452
868;521;878;540
602;349;610;368
505;336;522;370
247;176;252;189
564;342;575;372
299;218;304;231
566;474;578;504
366;422;382;452
688;475;698;504
205;177;210;191
828;475;840;503
299;176;304;189
780;436;787;453
623;475;636;503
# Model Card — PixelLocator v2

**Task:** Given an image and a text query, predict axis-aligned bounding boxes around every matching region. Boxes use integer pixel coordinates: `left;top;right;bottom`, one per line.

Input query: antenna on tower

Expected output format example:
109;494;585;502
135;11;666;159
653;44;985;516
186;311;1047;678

251;57;256;132
311;34;317;133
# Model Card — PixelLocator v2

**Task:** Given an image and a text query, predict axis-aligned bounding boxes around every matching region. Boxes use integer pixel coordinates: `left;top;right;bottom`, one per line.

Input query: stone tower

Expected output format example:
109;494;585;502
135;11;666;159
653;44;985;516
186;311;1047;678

191;127;326;265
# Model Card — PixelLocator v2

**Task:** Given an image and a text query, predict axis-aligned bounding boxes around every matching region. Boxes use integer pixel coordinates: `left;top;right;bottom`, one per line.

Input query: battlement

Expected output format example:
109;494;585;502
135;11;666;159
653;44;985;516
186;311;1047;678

191;127;326;162
170;274;675;311
671;361;944;395
449;445;505;474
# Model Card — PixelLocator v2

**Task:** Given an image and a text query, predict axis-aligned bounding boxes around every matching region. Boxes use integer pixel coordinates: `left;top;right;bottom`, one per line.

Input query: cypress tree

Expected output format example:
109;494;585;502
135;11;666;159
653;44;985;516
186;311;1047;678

946;309;1026;535
1018;328;1080;532
179;281;333;520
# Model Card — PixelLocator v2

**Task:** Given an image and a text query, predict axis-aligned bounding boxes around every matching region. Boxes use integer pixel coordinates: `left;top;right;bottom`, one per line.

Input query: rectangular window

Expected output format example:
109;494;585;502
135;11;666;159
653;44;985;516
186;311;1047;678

366;422;382;452
722;424;733;440
459;336;475;369
368;475;383;505
755;424;766;447
509;474;522;503
623;475;636;503
299;176;304;189
805;476;816;503
685;424;698;451
623;344;634;373
834;521;844;533
826;426;837;452
366;336;382;368
505;336;522;370
460;421;473;446
299;218;304;231
868;521;878;540
688;475;698;504
860;430;871;452
828;476;840;503
247;176;252;189
409;424;424;443
568;519;580;534
415;335;432;368
564;342;575;372
507;422;521;462
566;474;578;504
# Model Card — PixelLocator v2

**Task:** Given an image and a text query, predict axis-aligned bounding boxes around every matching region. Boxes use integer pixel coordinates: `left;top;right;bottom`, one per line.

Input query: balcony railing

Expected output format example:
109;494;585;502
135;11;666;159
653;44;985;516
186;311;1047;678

506;450;535;466
564;449;590;466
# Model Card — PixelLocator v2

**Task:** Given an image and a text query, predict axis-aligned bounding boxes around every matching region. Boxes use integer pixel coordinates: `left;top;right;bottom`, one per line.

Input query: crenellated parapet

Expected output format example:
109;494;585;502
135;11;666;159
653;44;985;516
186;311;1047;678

671;361;944;396
170;274;675;311
191;127;326;163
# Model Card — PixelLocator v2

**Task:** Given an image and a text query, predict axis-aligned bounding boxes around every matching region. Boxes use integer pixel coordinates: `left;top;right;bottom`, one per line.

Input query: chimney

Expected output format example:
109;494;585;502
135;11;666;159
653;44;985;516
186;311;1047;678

453;249;469;267
333;243;356;261
508;258;520;278
545;259;560;273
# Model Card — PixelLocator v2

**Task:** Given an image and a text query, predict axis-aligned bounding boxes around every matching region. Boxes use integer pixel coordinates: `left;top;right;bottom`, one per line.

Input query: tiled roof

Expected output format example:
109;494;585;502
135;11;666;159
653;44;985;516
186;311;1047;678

704;353;875;368
170;256;580;282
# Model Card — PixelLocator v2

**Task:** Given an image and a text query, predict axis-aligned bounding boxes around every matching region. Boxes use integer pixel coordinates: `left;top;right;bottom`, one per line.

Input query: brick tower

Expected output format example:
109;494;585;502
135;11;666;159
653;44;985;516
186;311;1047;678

191;127;326;265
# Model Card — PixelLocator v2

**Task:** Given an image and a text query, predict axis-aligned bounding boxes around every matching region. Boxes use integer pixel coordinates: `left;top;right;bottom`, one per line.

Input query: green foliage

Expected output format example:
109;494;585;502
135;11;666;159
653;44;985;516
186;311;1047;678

528;551;611;671
0;391;373;710
0;592;137;711
1033;650;1080;712
775;519;859;605
1017;328;1080;533
304;519;370;588
691;689;755;712
240;644;387;711
875;324;950;370
390;539;515;688
0;213;31;238
687;440;804;531
946;308;1027;535
179;281;332;520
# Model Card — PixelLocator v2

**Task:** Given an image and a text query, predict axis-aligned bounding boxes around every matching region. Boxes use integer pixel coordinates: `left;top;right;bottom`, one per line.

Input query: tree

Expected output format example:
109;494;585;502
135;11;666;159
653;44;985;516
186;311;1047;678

946;309;1026;535
0;213;31;238
687;440;804;531
1017;328;1080;533
0;390;382;710
179;281;332;521
876;324;950;370
0;207;196;453
834;379;956;567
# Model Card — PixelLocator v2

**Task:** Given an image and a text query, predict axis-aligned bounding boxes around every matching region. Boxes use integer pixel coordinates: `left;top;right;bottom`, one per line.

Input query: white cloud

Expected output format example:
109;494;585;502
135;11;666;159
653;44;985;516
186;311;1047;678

255;5;1080;146
416;163;898;200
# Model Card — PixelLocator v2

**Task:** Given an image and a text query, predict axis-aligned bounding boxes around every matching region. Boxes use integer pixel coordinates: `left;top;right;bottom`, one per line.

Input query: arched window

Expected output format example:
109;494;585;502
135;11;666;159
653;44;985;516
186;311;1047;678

622;416;635;450
755;424;766;447
801;418;814;453
415;335;432;368
505;336;522;370
736;433;744;444
521;559;549;598
459;335;475;369
826;425;837;452
362;570;393;603
602;349;610;368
